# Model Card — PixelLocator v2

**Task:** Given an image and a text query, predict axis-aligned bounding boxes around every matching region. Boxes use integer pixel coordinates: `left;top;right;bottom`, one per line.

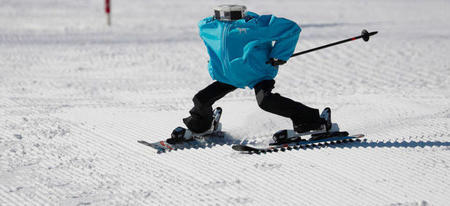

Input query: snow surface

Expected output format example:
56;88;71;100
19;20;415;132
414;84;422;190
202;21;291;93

1;0;449;205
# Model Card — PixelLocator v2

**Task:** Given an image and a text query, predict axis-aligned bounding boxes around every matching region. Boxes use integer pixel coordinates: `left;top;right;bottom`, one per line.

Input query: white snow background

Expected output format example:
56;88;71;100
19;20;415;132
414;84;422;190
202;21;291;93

1;0;449;205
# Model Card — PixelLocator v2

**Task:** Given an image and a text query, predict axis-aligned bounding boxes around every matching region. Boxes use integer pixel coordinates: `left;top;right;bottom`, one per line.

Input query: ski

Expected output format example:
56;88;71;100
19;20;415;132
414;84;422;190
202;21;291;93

138;131;226;153
232;133;365;153
138;107;225;153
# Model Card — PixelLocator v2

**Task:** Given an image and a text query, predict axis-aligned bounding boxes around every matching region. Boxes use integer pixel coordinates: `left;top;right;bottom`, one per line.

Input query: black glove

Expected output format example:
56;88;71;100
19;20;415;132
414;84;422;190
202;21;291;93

265;58;286;66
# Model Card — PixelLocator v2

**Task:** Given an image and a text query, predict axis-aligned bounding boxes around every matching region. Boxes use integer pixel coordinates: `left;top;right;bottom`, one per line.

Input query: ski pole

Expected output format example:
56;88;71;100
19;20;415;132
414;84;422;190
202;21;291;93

291;29;378;57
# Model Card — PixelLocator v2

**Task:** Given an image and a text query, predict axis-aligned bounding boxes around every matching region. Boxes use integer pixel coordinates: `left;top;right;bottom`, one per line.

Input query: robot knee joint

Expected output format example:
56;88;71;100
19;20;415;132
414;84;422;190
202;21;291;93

193;94;207;107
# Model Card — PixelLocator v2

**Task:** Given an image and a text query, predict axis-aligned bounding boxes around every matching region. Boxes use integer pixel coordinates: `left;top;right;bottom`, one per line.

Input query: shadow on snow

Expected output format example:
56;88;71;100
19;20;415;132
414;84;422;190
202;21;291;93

241;139;450;155
150;133;450;154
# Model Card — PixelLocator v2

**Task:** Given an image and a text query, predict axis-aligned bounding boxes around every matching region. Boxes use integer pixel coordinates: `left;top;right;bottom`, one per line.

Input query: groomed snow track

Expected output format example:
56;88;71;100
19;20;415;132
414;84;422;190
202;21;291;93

1;0;449;205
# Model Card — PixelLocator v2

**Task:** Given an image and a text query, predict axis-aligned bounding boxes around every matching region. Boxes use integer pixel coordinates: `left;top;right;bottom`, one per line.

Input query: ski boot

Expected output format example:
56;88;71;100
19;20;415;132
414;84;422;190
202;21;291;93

166;107;222;144
212;107;223;132
320;107;332;132
293;107;332;134
309;108;349;140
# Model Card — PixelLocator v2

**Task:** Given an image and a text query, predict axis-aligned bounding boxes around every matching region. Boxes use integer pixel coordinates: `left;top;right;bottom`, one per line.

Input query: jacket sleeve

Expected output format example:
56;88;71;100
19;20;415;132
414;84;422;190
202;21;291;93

198;16;214;36
199;16;223;45
265;16;301;61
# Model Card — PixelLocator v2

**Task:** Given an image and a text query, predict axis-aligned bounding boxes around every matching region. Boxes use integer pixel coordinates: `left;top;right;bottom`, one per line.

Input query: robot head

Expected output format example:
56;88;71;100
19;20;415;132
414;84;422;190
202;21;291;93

213;5;247;21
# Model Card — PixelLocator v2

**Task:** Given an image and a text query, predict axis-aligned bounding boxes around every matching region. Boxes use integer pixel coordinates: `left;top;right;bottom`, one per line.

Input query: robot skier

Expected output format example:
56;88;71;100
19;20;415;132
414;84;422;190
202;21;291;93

167;5;332;144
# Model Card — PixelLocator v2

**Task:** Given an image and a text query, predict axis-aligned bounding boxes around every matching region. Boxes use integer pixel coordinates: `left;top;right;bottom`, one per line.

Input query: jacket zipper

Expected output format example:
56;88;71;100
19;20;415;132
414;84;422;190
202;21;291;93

221;23;231;72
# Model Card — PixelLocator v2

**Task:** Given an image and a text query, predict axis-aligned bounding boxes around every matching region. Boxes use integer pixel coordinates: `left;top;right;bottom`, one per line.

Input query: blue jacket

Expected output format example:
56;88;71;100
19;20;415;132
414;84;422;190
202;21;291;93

198;11;301;88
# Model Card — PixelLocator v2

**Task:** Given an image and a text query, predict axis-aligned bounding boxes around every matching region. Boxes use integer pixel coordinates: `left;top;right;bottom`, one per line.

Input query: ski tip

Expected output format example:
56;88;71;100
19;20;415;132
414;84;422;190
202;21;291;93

137;140;151;146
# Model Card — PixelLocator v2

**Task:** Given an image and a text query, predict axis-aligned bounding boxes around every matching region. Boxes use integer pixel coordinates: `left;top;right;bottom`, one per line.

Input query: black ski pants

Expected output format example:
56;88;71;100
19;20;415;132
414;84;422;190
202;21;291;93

183;80;320;133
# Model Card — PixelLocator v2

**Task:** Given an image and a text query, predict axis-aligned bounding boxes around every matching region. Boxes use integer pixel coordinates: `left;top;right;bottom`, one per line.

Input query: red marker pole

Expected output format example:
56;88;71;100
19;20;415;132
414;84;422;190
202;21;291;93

105;0;111;26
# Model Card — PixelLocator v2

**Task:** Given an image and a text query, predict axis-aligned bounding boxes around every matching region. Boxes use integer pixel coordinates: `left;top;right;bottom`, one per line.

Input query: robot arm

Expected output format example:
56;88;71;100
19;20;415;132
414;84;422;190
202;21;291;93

265;16;301;62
